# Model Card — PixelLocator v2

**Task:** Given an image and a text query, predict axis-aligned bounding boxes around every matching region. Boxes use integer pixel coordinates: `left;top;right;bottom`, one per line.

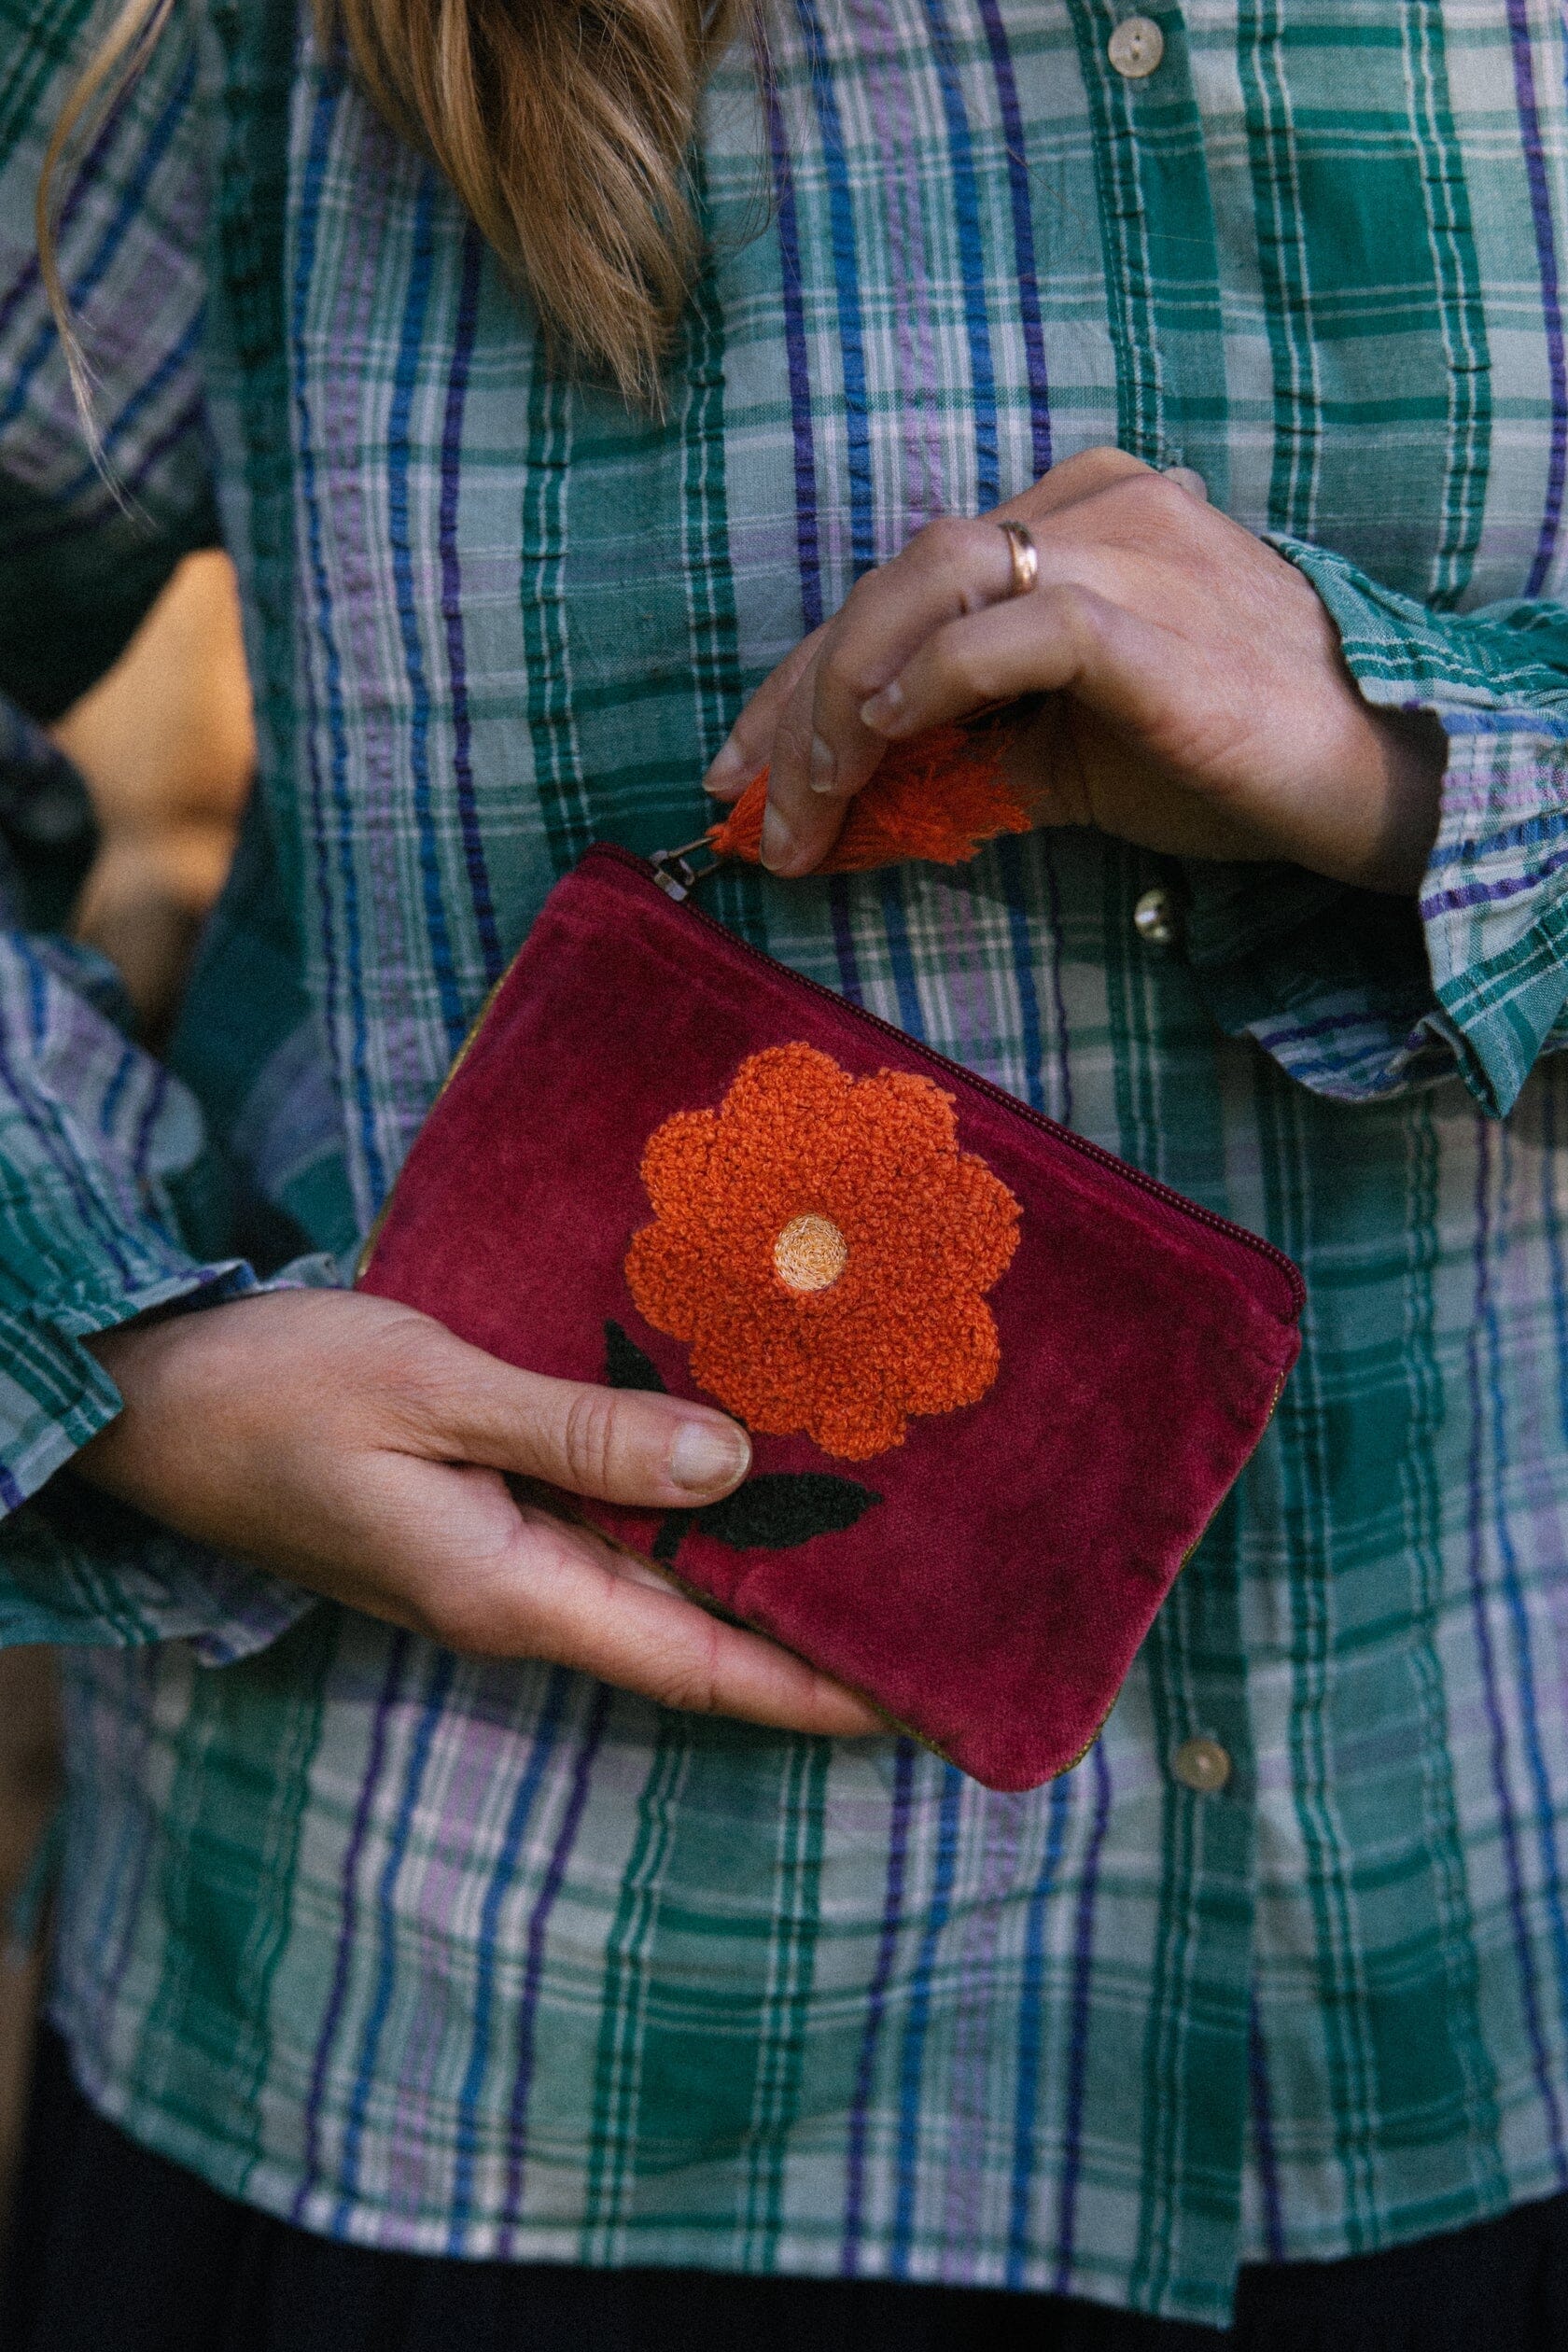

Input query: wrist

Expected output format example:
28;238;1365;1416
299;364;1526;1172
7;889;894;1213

1356;707;1446;895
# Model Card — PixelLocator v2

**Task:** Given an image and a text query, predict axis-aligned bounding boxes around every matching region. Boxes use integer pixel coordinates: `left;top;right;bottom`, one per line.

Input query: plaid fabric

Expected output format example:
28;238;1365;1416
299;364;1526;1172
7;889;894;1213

6;0;1568;2324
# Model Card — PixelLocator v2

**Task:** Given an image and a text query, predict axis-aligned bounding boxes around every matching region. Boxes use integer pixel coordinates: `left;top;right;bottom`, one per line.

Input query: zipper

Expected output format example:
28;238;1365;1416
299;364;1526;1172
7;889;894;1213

363;835;1305;1315
606;840;1305;1316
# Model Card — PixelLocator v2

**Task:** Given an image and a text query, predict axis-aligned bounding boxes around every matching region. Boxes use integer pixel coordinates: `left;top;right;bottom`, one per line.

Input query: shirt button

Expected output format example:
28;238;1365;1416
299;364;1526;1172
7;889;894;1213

1132;885;1181;948
1172;1737;1232;1795
1108;15;1165;77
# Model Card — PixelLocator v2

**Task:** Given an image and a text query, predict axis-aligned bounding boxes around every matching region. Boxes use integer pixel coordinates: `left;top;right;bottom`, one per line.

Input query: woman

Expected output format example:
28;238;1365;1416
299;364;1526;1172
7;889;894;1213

2;0;1567;2343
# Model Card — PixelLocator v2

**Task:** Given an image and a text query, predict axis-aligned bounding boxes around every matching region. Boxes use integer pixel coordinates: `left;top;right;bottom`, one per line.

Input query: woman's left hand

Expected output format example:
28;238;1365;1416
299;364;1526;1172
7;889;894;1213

704;447;1445;893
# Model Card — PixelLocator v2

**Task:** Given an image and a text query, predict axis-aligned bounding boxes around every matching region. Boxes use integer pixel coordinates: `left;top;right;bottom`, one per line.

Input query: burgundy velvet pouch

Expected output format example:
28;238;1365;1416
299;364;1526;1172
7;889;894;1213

359;845;1303;1790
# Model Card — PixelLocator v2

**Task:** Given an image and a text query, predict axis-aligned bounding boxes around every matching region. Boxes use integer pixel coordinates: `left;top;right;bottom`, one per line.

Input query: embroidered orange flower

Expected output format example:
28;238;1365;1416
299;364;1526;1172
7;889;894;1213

624;1043;1021;1461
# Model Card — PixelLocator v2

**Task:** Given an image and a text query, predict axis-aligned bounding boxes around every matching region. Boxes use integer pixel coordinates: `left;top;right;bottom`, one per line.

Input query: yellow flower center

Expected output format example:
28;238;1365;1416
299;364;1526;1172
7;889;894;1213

774;1212;848;1295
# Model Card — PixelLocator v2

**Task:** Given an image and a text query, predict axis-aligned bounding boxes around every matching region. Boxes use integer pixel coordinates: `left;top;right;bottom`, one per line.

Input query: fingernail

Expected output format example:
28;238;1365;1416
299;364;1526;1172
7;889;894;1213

809;734;837;794
705;739;746;793
669;1418;751;1494
1162;464;1209;503
861;680;905;734
761;804;796;871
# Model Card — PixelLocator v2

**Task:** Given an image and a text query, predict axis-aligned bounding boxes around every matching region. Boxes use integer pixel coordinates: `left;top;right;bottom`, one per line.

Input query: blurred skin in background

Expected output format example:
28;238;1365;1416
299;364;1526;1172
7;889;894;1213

56;550;253;1041
0;547;252;2226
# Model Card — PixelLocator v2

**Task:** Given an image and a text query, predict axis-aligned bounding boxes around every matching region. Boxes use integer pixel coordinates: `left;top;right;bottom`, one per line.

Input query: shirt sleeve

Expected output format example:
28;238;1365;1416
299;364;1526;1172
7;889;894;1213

0;0;221;721
1178;539;1568;1119
0;11;325;1660
0;704;331;1661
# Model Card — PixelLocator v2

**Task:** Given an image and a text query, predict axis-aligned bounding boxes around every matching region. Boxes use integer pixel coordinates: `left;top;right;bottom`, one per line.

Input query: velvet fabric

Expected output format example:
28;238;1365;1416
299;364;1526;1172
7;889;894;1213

360;848;1304;1789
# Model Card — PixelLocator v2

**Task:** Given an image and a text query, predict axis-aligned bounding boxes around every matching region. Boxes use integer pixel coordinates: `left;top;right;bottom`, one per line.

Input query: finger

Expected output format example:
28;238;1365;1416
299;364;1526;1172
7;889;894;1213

761;516;1025;877
757;650;854;875
386;1329;754;1510
465;1503;883;1736
859;579;1207;762
1160;464;1209;504
704;627;828;800
807;517;1022;795
996;443;1154;525
992;451;1204;558
308;1454;881;1736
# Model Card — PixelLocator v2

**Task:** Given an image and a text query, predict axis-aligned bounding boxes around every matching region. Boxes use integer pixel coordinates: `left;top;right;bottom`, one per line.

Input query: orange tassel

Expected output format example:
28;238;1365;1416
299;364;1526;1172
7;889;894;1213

707;722;1030;875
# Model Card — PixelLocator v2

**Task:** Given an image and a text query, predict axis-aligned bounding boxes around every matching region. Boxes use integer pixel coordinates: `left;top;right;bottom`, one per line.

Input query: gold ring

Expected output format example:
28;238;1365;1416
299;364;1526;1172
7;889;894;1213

997;520;1039;597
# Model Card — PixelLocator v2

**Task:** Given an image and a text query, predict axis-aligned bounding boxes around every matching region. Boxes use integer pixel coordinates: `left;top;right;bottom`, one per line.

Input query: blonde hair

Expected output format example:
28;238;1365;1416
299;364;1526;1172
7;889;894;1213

36;0;177;470
39;0;749;425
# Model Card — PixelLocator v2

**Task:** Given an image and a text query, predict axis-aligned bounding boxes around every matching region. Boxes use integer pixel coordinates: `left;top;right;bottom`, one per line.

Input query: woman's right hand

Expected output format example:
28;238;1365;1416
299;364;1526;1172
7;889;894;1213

74;1289;879;1736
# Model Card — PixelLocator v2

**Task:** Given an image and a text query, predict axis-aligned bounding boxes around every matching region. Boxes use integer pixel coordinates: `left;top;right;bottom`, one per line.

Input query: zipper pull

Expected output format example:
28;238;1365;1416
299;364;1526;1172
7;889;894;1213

649;833;725;901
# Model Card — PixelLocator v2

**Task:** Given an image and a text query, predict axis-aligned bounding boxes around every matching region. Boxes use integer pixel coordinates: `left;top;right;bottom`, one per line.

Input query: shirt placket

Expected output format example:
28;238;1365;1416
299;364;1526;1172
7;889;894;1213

1065;4;1264;2312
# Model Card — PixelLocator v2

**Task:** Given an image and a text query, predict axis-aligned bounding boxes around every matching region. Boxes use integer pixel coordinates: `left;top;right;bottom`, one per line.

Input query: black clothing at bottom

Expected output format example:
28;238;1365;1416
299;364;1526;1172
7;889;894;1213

5;2026;1568;2352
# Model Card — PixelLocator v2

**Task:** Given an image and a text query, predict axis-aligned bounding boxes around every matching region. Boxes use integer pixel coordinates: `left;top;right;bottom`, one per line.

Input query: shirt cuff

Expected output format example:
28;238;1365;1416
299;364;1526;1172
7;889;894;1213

1182;539;1568;1115
0;1250;341;1663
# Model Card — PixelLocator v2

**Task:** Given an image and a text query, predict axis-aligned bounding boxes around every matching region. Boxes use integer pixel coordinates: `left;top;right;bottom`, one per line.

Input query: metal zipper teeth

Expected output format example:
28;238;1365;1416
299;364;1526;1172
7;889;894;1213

592;841;1307;1319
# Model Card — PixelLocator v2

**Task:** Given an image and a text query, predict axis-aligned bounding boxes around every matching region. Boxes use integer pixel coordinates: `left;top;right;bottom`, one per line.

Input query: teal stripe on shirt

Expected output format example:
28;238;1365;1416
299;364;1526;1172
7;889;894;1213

10;0;1568;2327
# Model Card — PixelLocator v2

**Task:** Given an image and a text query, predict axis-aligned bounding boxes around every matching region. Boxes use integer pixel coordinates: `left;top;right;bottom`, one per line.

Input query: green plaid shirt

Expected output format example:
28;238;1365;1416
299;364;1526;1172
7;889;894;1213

5;0;1568;2324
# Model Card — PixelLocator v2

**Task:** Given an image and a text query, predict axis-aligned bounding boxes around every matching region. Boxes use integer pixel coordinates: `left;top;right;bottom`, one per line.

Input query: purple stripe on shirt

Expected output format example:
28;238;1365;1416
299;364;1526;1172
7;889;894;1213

0;997;137;1288
293;1630;411;2222
1463;1121;1568;2183
1005;1775;1072;2287
319;105;429;1134
496;1682;613;2254
1421;839;1568;917
290;70;385;1200
0;49;197;439
1505;1;1567;595
439;227;502;988
1053;1735;1114;2290
1426;803;1568;876
841;1737;916;2272
8;338;203;548
1037;838;1073;1126
942;1790;1028;2279
130;1062;170;1181
0;71;130;350
1479;1129;1568;2065
331;1648;457;2228
861;0;945;534
974;0;1051;480
447;1666;570;2248
933;862;997;1074
763;65;823;633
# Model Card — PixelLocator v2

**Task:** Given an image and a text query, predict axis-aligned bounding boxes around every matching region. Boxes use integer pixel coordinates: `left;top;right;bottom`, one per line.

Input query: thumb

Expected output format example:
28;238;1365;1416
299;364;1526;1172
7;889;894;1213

1161;464;1209;503
400;1331;753;1509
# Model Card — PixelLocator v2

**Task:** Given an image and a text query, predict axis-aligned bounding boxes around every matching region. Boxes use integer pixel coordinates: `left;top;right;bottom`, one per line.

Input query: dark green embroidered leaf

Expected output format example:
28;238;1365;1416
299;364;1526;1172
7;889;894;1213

604;1319;666;1393
651;1510;694;1564
695;1473;882;1551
